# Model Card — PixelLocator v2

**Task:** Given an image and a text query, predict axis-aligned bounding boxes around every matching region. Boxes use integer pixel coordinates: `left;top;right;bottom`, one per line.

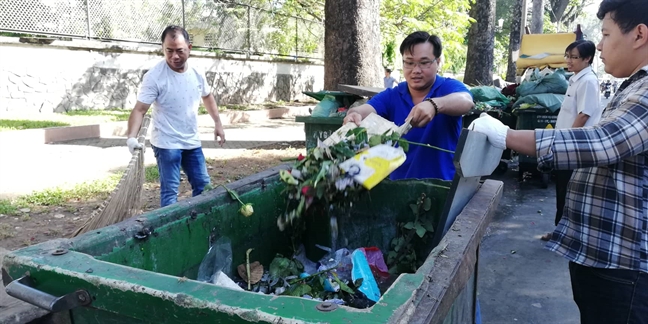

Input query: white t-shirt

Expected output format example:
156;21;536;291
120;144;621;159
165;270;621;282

555;67;601;129
137;60;210;149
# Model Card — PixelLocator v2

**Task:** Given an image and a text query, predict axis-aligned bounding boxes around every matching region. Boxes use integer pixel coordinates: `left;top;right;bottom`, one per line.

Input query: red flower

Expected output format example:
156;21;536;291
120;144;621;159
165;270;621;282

297;153;305;161
301;186;312;196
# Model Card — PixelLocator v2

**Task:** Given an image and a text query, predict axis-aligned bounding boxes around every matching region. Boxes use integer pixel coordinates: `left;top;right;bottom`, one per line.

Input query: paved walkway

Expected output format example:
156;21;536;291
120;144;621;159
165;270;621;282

0;119;305;198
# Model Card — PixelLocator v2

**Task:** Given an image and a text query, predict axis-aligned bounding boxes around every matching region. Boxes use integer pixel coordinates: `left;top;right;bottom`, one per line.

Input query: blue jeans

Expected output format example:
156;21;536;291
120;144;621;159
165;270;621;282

569;262;648;324
152;145;211;207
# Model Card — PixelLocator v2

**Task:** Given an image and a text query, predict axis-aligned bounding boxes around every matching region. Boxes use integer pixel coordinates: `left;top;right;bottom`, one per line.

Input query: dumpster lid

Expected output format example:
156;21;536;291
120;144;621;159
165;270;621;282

302;91;362;102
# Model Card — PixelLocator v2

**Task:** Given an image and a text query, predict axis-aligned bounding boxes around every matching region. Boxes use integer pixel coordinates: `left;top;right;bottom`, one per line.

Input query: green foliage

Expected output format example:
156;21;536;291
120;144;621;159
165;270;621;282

387;193;436;273
380;0;473;74
0;120;70;132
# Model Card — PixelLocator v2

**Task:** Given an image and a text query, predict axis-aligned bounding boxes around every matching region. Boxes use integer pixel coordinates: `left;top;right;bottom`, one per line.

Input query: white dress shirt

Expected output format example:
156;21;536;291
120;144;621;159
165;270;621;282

555;66;602;129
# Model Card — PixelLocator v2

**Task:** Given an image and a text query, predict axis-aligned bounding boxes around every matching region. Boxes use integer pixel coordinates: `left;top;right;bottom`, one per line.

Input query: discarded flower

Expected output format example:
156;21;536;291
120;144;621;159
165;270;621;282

239;203;254;217
297;153;305;161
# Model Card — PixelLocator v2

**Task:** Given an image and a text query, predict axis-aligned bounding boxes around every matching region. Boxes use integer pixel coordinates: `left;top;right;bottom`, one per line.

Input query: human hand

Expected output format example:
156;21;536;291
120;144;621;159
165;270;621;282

214;125;226;146
468;113;509;150
407;100;436;127
343;111;363;126
126;137;142;154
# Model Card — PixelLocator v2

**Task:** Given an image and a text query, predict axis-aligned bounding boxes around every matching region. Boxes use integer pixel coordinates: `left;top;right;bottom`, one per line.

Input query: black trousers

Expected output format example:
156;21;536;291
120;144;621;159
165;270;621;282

554;169;573;226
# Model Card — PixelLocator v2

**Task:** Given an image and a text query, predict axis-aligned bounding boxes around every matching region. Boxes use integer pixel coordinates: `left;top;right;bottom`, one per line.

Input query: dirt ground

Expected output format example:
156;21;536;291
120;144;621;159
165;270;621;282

0;141;306;251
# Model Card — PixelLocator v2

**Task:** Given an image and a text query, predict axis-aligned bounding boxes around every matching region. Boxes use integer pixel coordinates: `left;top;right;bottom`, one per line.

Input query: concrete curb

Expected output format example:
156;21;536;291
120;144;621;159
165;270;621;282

0;106;312;146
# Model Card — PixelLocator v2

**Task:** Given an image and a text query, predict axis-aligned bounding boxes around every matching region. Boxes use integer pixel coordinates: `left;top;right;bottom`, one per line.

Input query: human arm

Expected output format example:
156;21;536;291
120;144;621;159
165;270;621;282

343;104;378;125
471;89;648;170
572;78;601;128
125;71;157;153
202;93;225;146
571;113;590;128
407;91;474;128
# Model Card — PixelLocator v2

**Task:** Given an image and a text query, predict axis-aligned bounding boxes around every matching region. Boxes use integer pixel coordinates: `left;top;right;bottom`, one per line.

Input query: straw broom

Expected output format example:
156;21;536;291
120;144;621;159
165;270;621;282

71;115;151;237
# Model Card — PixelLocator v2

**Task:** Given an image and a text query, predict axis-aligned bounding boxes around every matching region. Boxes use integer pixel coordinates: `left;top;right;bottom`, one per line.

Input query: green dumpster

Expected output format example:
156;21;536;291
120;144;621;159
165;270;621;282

514;108;558;188
3;130;503;324
295;116;344;150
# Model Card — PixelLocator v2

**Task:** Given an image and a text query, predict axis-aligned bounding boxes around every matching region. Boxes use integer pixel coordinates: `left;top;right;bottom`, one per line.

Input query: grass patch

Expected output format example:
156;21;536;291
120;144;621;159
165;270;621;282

64;108;132;121
0;119;70;132
145;165;160;183
0;199;21;215
0;223;14;239
17;175;121;207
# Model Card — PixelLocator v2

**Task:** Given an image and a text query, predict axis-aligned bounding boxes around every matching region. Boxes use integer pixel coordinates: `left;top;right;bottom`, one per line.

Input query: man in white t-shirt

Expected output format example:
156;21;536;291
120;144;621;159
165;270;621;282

541;39;602;241
126;25;226;207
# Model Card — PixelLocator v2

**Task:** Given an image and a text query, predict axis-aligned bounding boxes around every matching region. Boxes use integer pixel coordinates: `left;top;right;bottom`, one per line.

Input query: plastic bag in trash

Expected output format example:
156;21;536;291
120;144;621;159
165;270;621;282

311;95;340;117
317;248;353;282
359;247;390;279
197;237;233;283
351;249;381;302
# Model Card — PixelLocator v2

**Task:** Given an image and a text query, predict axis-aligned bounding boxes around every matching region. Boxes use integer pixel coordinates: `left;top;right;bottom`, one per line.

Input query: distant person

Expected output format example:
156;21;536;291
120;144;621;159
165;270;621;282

383;68;398;88
541;39;602;241
345;31;473;181
613;80;618;92
126;25;226;207
469;0;648;321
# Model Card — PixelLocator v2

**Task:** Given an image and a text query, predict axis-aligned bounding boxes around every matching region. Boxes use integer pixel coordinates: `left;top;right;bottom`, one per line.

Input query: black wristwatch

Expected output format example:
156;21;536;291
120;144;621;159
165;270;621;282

425;98;439;115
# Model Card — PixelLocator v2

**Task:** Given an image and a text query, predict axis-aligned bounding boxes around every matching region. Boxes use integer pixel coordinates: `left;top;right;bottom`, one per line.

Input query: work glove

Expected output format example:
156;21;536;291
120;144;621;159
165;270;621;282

126;137;143;154
467;113;509;150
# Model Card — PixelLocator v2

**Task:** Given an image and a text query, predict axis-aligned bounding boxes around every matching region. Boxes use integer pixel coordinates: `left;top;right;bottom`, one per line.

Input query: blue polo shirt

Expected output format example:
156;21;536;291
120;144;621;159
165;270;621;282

367;76;471;180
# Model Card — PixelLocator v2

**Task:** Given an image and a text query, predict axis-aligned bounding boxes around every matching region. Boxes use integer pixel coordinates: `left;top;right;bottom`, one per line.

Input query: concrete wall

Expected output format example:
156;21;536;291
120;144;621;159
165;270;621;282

0;37;324;114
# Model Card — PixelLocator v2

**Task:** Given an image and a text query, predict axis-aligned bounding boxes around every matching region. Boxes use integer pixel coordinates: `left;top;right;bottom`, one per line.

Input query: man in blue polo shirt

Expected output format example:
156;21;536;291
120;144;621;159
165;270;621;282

344;31;473;180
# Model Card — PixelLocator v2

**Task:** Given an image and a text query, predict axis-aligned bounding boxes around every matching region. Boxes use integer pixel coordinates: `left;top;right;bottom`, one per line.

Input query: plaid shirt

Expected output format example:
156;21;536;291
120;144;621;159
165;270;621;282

535;65;648;273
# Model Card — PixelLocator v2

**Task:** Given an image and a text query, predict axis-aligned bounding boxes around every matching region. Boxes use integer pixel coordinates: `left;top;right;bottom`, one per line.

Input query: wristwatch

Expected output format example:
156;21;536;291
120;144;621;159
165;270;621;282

425;98;439;115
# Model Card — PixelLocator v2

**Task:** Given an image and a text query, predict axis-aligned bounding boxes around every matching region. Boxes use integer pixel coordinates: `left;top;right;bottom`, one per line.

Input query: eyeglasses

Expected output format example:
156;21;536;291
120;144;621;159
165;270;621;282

403;59;437;70
564;55;582;60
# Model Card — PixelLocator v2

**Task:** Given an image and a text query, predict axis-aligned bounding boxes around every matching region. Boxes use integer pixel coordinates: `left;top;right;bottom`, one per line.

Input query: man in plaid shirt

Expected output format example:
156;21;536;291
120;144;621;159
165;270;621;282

470;0;648;322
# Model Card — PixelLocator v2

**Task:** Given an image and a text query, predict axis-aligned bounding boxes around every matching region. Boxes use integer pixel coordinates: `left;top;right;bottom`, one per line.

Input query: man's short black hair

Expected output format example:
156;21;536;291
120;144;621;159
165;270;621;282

399;31;442;59
385;68;392;73
161;25;190;44
566;40;597;64
597;0;648;34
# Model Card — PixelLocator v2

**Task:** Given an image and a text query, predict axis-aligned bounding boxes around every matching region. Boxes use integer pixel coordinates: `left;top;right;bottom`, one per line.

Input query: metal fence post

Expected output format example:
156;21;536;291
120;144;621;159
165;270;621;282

85;0;91;39
181;0;185;28
246;5;251;58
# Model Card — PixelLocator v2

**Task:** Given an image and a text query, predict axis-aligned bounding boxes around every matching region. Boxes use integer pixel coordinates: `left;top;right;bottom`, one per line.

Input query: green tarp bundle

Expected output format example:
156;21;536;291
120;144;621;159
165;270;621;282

470;86;511;108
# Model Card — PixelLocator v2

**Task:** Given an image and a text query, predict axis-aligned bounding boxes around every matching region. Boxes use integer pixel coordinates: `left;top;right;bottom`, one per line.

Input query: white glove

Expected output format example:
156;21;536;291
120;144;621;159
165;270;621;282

468;113;509;150
126;137;143;154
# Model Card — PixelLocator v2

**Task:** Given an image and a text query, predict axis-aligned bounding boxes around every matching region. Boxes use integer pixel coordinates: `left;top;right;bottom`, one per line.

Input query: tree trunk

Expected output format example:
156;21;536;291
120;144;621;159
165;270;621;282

506;0;524;82
324;0;382;90
531;0;544;33
463;0;496;86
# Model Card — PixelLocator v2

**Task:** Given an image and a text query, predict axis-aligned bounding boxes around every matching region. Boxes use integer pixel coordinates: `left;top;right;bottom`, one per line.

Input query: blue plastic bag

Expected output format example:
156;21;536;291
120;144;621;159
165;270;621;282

351;249;381;302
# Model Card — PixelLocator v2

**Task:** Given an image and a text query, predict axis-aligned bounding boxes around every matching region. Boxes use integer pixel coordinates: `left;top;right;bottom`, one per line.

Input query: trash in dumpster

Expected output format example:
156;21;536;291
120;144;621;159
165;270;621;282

311;95;340;117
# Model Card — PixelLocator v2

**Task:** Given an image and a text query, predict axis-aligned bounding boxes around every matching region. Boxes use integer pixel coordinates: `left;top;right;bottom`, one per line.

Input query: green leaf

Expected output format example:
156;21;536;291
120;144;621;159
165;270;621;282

423;197;432;211
390;132;400;141
269;257;292;278
332;273;355;294
289;283;312;296
409;203;419;215
313;148;323;160
423;220;435;233
368;135;383;147
403;222;415;230
398;139;409;152
353;278;364;288
415;223;427;238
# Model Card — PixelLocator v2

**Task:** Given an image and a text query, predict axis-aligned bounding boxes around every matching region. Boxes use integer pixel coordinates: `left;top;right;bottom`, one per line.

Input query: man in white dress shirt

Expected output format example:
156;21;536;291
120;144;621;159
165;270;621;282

541;39;602;240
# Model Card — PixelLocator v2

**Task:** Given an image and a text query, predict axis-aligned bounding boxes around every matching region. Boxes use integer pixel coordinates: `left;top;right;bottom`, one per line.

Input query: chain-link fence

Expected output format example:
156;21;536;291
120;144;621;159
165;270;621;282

0;0;324;59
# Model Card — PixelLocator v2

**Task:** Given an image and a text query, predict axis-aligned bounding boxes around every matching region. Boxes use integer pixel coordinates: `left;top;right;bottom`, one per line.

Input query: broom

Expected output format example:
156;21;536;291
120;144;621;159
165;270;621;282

71;115;151;237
